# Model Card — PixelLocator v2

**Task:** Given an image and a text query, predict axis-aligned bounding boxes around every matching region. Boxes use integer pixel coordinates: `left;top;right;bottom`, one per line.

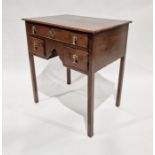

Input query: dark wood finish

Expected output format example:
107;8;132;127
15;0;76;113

63;46;88;73
28;52;39;103
87;34;95;137
28;36;45;57
23;14;131;137
67;68;71;84
23;14;131;33
27;23;88;48
93;25;129;72
47;39;66;56
116;56;126;107
26;23;39;103
87;73;95;137
45;39;62;59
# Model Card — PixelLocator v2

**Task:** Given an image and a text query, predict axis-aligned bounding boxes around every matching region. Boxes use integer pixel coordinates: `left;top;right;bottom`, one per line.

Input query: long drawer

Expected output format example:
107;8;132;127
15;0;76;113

26;23;88;48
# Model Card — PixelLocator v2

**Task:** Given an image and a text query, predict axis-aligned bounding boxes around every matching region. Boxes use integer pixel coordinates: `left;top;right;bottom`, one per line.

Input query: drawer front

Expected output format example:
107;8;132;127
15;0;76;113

28;37;45;56
27;23;88;48
63;47;88;73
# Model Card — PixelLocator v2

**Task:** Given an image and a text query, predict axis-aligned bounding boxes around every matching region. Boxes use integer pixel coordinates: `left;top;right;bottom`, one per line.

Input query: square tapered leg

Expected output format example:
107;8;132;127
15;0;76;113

116;56;126;107
87;73;95;137
67;68;71;84
28;53;39;103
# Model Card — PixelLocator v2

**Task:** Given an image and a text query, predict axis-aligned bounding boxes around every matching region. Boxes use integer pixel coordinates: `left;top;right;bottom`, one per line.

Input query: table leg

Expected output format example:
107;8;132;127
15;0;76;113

28;53;39;103
87;73;95;137
67;68;71;84
116;56;126;107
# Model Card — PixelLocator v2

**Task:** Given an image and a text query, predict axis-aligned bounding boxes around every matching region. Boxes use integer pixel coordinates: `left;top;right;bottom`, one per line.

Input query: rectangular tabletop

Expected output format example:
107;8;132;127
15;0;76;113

23;14;131;33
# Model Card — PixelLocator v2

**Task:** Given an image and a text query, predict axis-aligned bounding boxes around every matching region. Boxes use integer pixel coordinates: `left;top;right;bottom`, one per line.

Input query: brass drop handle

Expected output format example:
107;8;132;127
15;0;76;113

49;29;56;38
72;36;77;45
72;54;78;64
32;26;36;34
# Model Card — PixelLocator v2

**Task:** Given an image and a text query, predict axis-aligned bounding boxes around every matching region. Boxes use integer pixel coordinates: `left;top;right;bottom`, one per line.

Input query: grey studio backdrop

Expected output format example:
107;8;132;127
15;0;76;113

3;0;153;155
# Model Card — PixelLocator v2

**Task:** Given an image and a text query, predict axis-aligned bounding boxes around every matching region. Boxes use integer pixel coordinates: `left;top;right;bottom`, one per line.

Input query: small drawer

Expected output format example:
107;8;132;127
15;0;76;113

28;37;45;56
63;47;88;73
27;23;88;48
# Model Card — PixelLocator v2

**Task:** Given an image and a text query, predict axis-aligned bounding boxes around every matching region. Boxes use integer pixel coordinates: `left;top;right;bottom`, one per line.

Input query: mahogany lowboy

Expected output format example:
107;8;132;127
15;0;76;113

23;15;131;137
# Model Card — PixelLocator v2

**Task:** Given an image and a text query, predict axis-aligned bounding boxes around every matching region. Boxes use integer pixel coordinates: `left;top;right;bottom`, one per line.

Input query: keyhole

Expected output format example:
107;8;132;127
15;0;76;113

73;54;78;64
75;59;78;64
51;48;57;55
34;46;38;50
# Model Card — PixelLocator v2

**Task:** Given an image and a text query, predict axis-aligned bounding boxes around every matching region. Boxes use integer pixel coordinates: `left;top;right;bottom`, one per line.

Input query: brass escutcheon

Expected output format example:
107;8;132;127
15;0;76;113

32;25;36;34
72;54;78;64
72;35;77;45
33;42;37;50
49;29;56;38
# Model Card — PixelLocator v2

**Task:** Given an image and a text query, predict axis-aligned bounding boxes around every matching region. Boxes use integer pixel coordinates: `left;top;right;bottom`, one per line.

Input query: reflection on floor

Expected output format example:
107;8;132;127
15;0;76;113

38;58;115;116
3;58;152;155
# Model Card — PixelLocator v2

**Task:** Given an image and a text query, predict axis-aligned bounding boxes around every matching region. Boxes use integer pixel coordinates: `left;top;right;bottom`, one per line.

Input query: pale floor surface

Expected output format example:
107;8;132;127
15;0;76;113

3;59;152;155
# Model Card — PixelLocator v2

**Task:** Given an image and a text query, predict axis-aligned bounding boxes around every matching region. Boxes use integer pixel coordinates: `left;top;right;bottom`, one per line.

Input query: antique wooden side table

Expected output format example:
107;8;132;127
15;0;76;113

23;15;131;137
